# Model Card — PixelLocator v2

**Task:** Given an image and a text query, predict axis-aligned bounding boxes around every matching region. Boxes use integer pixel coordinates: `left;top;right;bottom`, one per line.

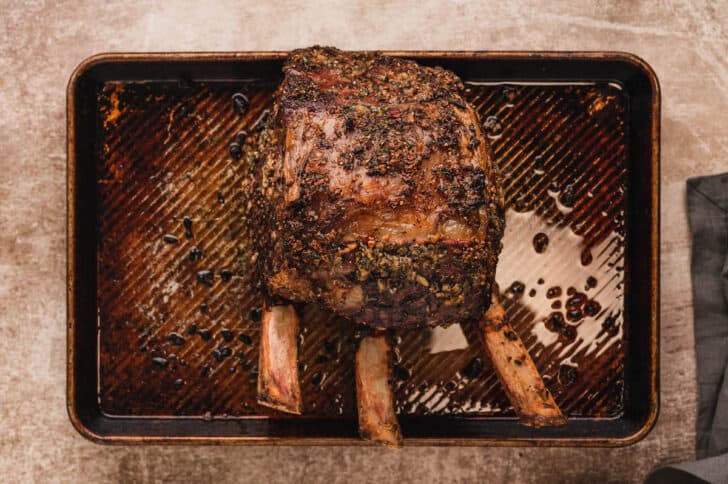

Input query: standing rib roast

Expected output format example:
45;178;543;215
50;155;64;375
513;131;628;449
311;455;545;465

243;47;565;447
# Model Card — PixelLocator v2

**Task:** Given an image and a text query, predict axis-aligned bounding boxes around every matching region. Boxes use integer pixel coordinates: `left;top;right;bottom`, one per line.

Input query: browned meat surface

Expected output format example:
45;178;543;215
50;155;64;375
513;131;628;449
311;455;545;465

246;46;505;329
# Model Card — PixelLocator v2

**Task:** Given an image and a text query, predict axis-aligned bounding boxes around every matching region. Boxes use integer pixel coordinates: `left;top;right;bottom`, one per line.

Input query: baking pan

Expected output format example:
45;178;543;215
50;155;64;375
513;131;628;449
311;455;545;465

67;51;659;445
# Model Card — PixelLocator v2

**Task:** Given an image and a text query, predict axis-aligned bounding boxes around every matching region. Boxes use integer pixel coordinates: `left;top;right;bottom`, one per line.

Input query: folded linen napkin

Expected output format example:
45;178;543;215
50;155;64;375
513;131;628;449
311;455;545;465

647;173;728;484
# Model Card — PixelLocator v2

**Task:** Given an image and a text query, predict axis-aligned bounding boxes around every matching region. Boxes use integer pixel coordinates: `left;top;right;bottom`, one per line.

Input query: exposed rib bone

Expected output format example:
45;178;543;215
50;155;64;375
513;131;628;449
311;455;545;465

257;305;303;414
355;334;403;448
478;293;567;427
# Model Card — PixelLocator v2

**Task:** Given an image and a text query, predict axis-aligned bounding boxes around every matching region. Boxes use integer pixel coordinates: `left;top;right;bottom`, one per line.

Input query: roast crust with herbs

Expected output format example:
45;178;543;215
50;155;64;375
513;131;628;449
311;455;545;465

243;46;505;329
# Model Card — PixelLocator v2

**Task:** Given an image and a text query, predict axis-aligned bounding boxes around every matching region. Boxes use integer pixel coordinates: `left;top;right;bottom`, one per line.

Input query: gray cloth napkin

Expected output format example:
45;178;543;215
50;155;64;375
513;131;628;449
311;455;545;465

647;173;728;483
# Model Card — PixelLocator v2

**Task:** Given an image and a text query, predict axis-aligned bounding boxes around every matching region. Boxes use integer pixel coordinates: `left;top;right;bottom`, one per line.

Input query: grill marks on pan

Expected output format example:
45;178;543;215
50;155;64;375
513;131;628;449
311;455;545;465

96;81;626;418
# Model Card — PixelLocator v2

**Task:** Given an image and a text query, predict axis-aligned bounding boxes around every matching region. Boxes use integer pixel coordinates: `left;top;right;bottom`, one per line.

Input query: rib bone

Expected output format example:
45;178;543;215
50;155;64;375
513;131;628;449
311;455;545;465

257;305;303;414
478;293;566;427
355;333;403;448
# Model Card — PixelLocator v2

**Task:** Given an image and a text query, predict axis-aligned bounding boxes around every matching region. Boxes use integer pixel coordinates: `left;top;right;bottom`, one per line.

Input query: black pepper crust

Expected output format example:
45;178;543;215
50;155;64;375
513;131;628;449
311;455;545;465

243;46;505;329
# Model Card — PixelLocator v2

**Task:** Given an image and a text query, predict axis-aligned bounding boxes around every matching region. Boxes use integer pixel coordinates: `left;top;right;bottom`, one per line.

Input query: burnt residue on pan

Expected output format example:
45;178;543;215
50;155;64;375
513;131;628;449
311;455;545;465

96;79;626;419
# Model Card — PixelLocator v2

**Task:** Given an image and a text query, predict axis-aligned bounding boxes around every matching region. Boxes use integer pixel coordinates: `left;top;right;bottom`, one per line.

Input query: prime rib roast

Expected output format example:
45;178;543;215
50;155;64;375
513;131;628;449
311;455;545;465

243;47;565;447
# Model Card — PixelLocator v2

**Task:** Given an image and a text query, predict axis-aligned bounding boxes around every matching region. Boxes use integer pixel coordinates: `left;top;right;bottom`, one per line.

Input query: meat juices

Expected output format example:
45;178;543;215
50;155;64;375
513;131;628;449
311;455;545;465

244;47;565;446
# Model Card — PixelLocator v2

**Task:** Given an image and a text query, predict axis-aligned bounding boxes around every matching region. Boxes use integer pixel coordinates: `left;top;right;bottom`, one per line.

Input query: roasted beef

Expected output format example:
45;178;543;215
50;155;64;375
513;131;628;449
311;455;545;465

247;46;504;329
245;48;564;444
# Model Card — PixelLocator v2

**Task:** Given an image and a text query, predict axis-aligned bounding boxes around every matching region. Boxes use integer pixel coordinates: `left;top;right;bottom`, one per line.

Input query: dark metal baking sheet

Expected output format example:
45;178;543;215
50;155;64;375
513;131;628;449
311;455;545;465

67;51;659;445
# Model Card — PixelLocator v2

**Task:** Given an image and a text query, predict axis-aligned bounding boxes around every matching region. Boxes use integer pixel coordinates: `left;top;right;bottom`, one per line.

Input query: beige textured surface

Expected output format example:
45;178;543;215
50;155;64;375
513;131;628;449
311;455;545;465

1;0;726;482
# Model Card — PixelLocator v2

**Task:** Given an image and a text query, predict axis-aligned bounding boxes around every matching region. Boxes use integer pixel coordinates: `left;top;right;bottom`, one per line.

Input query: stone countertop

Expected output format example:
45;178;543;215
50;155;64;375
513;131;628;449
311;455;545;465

1;1;725;482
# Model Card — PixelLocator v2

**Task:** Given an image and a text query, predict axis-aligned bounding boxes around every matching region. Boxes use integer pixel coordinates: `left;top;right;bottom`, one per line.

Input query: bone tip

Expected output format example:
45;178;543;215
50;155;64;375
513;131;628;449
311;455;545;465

359;427;403;449
257;395;303;415
519;412;568;428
